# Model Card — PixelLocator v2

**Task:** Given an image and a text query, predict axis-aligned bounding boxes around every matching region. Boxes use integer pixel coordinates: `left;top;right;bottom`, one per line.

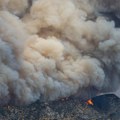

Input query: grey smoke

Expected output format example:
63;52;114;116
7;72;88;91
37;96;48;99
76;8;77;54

0;0;120;105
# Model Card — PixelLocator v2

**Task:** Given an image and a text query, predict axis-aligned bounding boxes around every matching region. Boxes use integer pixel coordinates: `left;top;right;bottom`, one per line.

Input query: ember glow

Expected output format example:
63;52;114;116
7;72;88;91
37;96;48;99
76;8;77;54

86;99;94;105
0;0;120;105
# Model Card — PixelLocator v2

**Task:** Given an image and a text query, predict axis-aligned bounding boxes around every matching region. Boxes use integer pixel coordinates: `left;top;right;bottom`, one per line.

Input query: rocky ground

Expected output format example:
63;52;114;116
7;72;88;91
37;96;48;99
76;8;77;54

0;94;120;120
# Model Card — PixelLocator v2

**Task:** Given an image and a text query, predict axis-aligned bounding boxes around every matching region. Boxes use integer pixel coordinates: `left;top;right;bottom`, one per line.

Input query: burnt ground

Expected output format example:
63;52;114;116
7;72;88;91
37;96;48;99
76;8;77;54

0;94;120;120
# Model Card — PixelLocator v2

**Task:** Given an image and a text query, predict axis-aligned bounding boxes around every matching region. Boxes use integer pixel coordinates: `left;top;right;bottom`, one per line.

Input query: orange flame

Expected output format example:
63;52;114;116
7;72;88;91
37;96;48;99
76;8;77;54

86;99;94;105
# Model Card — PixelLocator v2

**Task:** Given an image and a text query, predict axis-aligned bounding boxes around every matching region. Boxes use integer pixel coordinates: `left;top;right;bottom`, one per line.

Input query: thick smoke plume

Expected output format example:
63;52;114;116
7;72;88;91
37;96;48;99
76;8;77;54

0;0;120;105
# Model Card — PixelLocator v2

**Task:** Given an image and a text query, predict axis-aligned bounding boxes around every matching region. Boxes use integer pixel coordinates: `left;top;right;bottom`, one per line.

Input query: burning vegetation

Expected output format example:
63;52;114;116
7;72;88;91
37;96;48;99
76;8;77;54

86;99;94;106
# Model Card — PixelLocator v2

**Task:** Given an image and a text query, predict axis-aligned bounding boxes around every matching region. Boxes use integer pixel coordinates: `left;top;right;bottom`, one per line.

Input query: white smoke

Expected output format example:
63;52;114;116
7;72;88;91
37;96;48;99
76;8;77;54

0;0;29;16
0;0;120;105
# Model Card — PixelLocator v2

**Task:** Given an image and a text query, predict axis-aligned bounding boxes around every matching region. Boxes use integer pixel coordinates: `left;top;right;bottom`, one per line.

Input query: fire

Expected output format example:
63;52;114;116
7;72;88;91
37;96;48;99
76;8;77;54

86;99;94;105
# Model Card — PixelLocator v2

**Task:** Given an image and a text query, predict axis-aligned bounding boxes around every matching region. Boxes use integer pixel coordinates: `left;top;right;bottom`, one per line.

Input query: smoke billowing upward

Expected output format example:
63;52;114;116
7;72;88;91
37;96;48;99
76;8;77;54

0;0;120;105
